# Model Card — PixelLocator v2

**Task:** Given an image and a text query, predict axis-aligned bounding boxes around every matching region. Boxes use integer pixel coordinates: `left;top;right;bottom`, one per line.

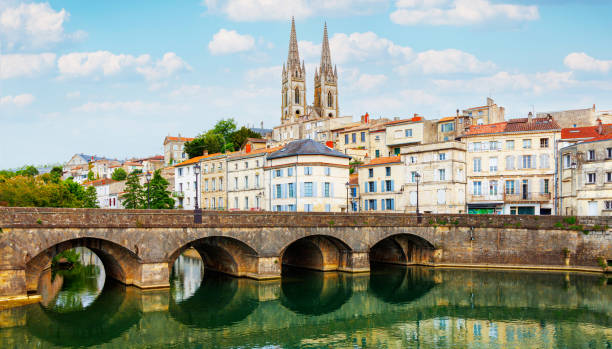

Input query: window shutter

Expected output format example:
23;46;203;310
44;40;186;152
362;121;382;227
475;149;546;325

284;184;288;198
391;199;395;210
365;183;369;193
321;182;325;197
381;180;385;192
373;181;377;193
515;180;520;194
373;200;377;210
365;200;369;210
468;143;474;152
391;180;394;191
540;179;545;193
517;156;522;169
313;183;317;197
483;142;489;151
381;199;385;210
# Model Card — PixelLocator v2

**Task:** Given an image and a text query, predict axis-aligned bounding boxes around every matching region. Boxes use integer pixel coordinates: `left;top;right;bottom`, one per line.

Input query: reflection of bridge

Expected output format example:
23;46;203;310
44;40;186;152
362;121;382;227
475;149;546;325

1;207;611;301
1;268;611;348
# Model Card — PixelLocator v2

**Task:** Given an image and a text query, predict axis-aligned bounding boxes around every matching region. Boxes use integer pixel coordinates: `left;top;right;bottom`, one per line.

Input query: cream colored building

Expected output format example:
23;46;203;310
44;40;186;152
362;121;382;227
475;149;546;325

265;139;350;212
460;97;506;133
559;136;612;216
91;159;122;179
201;153;228;210
358;156;405;212
464;116;561;215
336;116;389;162
227;147;280;211
385;116;436;156
164;135;193;165
400;141;467;214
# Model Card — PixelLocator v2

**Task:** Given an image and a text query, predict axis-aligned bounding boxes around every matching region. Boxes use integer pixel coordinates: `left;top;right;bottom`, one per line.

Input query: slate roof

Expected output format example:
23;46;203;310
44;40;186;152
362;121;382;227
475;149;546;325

267;139;351;159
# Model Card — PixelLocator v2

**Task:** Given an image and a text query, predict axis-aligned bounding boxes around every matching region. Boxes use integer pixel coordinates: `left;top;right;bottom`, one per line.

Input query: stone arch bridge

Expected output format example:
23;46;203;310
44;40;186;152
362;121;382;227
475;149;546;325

1;207;610;301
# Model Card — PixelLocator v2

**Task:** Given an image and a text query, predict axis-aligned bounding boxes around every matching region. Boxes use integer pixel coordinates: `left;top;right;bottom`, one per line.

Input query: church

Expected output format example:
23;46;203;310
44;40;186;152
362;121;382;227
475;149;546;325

272;19;354;145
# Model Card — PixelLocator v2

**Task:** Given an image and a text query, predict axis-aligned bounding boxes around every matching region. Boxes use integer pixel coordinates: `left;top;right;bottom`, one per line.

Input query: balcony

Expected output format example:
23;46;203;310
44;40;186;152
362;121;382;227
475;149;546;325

467;194;504;203
504;192;551;203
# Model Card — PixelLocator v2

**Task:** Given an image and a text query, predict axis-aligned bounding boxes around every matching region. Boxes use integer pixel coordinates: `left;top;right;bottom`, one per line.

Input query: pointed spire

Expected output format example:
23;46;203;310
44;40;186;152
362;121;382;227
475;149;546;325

287;17;300;69
320;22;333;74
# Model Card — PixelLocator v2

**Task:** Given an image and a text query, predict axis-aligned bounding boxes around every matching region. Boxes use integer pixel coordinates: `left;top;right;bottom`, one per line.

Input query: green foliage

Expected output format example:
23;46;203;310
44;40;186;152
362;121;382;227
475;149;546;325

231;126;262;149
568;224;584;231
122;172;145;209
184;130;224;158
148;170;175;209
83;186;99;208
52;249;81;268
563;216;577;225
597;257;608;270
50;166;63;181
87;170;95;181
36;219;42;225
131;169;142;174
184;118;262;159
554;222;564;228
0;175;95;208
111;167;127;181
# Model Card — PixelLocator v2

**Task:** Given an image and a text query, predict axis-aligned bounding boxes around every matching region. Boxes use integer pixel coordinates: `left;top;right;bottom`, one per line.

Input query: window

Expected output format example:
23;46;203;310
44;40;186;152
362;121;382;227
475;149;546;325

179;183;183;191
368;168;374;178
607;172;612;182
605;201;612;210
385;180;392;192
275;205;282;212
587;173;596;184
288;183;295;198
539;154;550;169
244;176;249;189
345;134;349;144
521;155;533;169
350;187;357;197
234;163;238;170
439;153;446;161
368;181;375;192
234;197;238;209
588;150;595;161
383;199;394;211
608;148;612;159
405;129;413;137
473;181;482;195
441;122;454;132
219;178;223;190
375;150;380;158
288;204;295;212
540;138;549;148
244;197;249;209
505;180;516;194
178;168;183;176
352;133;356;143
489;141;500;150
325;167;331;176
361;132;366;142
366;199;377;211
294;87;300;104
505;156;515;170
205;180;209;192
255;174;260;187
472;142;482;152
438;169;446;181
304;204;313;212
304;167;312;175
543;179;550;194
522;139;531;149
234;177;238;189
324;182;330;197
212;179;216;191
489;181;498;195
275;169;282;177
287;167;293;176
409;156;416;164
506;140;514;150
254;161;258;168
275;184;282;198
328;91;333;107
304;182;313;197
385;167;391;176
410;171;418;183
245;161;249;169
489;157;498;172
473;158;482;172
563;154;571;168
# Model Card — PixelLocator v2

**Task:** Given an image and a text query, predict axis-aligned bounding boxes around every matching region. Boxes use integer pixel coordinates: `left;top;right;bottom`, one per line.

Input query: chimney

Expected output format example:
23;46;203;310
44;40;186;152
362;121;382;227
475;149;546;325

593;104;596;111
325;141;334;149
202;150;208;156
456;109;459;117
528;111;533;123
597;118;603;135
261;121;264;129
246;144;252;153
365;112;369;124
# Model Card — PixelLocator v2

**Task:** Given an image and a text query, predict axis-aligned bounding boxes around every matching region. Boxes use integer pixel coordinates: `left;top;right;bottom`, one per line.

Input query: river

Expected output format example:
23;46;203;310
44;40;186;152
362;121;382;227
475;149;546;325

1;248;611;348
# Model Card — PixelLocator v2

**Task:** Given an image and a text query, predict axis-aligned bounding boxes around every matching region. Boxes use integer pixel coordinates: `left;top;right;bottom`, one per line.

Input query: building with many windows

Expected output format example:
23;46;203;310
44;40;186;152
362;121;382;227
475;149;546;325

164;135;193;165
358;156;404;212
464;115;560;215
558;135;612;216
265;139;350;212
385;116;436;156
200;153;229;210
173;156;204;209
401;141;467;214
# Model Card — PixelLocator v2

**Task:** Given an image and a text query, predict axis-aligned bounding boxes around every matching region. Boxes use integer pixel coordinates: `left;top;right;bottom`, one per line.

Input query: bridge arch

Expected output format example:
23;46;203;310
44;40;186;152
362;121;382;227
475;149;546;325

369;233;436;266
280;235;352;272
167;236;260;278
25;237;141;293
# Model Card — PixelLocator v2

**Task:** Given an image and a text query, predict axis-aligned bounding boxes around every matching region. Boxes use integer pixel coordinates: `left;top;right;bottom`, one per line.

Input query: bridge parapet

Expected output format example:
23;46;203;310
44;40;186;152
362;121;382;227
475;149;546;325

1;207;611;231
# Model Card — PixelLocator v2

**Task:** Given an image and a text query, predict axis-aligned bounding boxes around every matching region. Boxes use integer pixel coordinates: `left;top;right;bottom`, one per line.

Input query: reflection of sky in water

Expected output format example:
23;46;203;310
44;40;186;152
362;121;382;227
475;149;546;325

171;251;204;302
50;247;105;310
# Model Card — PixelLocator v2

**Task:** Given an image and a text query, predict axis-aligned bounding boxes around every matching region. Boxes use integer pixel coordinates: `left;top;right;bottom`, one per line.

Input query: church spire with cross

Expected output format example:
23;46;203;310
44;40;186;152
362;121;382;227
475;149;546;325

281;17;306;124
314;22;339;118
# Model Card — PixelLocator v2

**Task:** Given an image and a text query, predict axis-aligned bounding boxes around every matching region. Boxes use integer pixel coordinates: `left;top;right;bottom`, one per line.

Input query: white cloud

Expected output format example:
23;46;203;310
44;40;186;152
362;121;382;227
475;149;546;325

57;51;189;80
203;0;385;21
353;74;388;91
564;52;612;73
399;89;440;105
396;48;495;74
73;100;188;114
246;65;282;82
390;0;539;26
169;84;205;98
0;1;84;49
135;52;191;80
0;93;35;107
208;29;255;54
66;91;80;99
434;70;575;94
0;53;56;79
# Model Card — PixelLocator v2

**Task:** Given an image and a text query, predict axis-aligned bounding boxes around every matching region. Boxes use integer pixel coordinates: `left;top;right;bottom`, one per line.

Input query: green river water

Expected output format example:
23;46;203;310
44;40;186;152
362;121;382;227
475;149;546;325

1;248;611;348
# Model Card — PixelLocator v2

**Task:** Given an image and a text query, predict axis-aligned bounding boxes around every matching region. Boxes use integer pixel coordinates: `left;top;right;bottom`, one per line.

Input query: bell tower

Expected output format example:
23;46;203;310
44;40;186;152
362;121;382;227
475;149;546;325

281;17;306;125
314;23;339;118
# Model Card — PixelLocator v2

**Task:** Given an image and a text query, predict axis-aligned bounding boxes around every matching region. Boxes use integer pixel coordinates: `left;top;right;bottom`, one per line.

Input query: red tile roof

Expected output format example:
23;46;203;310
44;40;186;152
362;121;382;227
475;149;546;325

466;117;560;136
83;178;116;186
581;133;612;143
465;122;507;136
438;116;457;122
363;156;402;166
561;124;612;140
385;116;423;125
164;136;194;144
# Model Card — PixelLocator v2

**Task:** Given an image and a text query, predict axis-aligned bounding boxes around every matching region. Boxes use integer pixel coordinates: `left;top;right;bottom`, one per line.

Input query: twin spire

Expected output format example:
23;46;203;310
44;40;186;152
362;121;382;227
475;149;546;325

284;17;336;81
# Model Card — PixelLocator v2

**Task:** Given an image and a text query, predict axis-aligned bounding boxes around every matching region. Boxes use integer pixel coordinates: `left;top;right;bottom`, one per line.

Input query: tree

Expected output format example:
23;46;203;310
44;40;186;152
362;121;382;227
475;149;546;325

231;127;262;150
122;172;144;209
50;166;63;182
111;168;127;181
83;186;99;208
16;165;38;177
87;170;95;181
184;130;224;158
148;170;174;209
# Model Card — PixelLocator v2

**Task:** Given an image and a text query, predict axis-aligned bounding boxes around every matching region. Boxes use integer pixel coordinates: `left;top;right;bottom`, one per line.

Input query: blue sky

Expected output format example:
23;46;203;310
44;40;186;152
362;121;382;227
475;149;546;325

1;0;611;169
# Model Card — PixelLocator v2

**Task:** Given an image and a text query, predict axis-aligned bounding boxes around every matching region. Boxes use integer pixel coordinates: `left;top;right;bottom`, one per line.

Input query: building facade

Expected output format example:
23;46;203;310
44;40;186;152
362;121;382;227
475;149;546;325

385;116;436;156
227;147;280;211
358;156;404;212
265;139;350;212
164;136;193;165
201;153;228;210
173;156;203;209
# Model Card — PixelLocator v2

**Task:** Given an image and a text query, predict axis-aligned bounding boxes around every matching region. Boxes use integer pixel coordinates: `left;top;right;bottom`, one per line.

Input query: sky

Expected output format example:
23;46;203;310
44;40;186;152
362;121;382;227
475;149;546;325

1;0;611;169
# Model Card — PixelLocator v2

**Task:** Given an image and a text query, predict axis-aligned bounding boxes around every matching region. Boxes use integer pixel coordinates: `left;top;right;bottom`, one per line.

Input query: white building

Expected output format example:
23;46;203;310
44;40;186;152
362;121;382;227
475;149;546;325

174;156;204;209
265;139;351;212
83;178;116;208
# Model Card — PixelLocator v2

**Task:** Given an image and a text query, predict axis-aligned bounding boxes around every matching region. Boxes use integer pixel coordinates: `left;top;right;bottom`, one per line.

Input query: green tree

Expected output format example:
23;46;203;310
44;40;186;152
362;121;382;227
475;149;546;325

231;127;262;150
184;130;224;158
148;170;174;209
122;172;144;209
16;165;39;177
111;167;127;181
83;186;99;208
87;170;95;181
50;166;63;182
212;118;237;143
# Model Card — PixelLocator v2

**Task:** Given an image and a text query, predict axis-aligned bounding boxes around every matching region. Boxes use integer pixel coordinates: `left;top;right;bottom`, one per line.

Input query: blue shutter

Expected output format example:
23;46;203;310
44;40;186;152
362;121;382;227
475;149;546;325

373;200;377;210
391;180;394;191
391;199;395;210
381;180;385;192
373;181;377;193
365;183;369;193
313;182;317;197
300;182;304;197
381;199;385;210
272;170;276;178
280;169;284;177
321;182;325;197
365;200;369;210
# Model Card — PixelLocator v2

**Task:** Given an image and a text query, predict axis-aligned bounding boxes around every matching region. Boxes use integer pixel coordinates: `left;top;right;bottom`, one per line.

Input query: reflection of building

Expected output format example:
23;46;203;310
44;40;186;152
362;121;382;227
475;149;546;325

464;115;560;215
265;139;350;212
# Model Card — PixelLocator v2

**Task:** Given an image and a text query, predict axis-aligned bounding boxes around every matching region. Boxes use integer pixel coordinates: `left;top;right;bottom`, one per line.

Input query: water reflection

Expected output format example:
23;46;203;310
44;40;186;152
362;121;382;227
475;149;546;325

170;248;204;302
369;264;437;304
280;266;353;315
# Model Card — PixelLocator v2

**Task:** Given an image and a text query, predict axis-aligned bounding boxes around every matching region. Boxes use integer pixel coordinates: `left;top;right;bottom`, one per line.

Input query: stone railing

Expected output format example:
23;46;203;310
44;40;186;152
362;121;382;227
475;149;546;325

1;207;611;231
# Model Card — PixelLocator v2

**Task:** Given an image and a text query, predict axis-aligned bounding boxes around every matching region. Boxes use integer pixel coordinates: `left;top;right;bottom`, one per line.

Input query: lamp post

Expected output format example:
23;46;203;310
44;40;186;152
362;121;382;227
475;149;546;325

193;163;202;223
145;172;152;209
345;182;350;213
415;172;421;222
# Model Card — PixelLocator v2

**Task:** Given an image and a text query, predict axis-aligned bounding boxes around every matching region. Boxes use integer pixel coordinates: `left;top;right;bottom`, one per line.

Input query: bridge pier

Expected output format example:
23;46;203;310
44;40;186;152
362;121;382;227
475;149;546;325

0;269;27;301
339;251;370;273
135;262;171;289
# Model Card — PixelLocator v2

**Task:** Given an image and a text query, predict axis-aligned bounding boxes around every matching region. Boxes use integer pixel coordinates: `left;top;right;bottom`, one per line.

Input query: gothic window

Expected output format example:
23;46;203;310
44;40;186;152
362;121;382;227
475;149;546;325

284;90;288;107
327;91;333;107
294;87;300;104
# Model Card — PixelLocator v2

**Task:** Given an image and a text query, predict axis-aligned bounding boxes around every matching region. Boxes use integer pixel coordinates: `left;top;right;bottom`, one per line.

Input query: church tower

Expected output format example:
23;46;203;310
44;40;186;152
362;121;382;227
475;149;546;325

314;23;339;118
281;17;306;125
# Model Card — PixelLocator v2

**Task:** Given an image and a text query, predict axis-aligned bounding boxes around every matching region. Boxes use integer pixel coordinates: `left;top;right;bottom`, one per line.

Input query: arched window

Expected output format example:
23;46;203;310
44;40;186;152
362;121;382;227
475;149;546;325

327;91;333;107
295;87;300;104
284;90;288;107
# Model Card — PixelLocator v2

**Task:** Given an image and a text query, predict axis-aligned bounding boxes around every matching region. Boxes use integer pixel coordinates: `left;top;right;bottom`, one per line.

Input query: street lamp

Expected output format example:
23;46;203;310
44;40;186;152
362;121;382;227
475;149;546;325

414;172;421;222
145;172;152;209
345;182;350;213
193;163;202;223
